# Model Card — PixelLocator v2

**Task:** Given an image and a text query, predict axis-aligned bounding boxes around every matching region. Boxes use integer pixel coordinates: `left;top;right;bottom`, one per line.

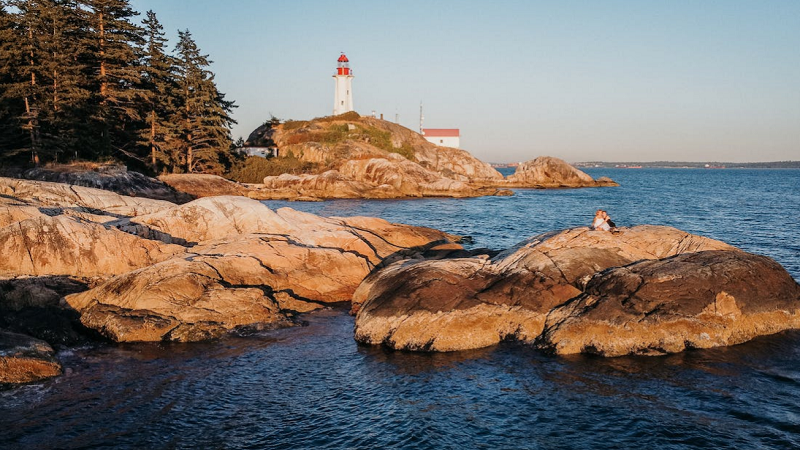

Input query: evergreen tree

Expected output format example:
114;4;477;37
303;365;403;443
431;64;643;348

80;0;145;159
173;29;235;174
139;9;178;172
0;2;29;161
2;0;92;163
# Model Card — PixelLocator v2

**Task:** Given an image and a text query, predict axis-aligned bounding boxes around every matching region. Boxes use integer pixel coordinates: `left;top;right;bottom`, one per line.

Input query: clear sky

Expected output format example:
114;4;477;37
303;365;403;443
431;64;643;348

129;0;800;163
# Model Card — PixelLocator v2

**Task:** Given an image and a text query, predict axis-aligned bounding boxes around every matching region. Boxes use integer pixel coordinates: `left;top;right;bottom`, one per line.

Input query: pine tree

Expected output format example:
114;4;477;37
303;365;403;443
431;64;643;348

0;2;29;161
80;0;145;159
173;29;235;174
1;0;92;163
139;9;178;172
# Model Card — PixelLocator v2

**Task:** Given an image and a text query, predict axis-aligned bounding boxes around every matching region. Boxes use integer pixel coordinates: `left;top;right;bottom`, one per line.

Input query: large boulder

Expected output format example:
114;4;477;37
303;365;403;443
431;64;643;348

352;226;774;353
505;156;618;188
65;200;461;342
0;330;62;384
538;250;800;356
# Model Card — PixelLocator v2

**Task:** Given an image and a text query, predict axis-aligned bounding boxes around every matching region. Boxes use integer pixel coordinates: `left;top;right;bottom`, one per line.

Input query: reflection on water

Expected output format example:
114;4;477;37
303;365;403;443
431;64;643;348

2;169;800;449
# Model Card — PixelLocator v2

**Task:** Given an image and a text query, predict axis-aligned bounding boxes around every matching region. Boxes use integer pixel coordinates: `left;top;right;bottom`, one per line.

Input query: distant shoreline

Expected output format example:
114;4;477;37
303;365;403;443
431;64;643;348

490;161;800;169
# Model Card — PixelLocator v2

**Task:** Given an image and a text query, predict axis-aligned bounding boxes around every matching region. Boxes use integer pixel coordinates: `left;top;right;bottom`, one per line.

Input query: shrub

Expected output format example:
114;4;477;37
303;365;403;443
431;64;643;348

226;156;319;183
282;120;310;131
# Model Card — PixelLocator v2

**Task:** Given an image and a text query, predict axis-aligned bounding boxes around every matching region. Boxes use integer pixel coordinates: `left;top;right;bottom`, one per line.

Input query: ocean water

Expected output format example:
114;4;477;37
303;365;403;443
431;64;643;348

2;169;799;449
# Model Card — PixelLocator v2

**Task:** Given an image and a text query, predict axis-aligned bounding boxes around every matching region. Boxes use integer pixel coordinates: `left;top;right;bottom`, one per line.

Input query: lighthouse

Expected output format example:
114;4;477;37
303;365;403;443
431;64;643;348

333;53;354;115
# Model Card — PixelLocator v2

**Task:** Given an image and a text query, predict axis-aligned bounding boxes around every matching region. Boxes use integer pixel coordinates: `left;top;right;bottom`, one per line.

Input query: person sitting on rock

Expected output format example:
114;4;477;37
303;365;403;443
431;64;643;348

591;209;613;231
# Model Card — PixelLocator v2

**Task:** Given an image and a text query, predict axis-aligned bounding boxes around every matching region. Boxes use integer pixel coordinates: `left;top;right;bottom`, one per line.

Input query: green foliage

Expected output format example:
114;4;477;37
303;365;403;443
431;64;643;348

226;155;318;183
0;1;237;174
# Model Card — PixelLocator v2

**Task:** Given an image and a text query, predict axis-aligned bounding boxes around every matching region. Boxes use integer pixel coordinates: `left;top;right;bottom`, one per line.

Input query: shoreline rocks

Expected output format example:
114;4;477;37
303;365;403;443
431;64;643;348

353;226;800;356
0;330;62;384
538;250;800;356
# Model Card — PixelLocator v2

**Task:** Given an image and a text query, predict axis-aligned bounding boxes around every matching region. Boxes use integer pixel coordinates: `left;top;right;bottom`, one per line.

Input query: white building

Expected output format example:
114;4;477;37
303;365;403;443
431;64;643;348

241;147;278;158
333;53;354;115
422;128;460;148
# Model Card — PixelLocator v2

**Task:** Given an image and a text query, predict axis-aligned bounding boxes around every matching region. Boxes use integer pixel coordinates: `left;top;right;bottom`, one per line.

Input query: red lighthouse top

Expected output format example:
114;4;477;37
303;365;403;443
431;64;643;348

336;53;352;76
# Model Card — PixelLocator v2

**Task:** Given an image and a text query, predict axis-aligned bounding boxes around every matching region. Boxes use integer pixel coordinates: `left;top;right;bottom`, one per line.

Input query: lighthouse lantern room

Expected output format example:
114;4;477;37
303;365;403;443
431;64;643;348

333;53;354;115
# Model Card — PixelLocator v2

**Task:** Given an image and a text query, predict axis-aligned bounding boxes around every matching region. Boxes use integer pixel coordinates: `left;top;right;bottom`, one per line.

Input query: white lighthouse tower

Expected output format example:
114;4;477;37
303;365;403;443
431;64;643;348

333;53;354;115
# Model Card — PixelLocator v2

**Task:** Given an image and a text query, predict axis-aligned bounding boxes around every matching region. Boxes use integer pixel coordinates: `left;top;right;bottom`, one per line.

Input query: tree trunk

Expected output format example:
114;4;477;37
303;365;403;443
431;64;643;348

99;11;106;98
150;110;156;168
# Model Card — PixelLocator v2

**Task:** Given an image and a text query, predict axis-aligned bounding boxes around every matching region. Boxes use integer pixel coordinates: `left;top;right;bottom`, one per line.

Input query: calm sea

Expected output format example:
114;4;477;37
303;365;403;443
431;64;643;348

2;169;799;449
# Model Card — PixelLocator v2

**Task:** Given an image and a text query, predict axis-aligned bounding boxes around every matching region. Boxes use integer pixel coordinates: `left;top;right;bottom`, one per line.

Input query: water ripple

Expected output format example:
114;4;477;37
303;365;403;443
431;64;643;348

2;169;800;449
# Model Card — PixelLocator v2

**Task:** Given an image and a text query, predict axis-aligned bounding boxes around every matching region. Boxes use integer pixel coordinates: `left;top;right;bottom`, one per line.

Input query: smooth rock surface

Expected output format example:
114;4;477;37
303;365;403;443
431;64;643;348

0;214;184;277
0;176;175;216
353;226;753;352
538;250;800;356
159;173;249;198
63;197;460;342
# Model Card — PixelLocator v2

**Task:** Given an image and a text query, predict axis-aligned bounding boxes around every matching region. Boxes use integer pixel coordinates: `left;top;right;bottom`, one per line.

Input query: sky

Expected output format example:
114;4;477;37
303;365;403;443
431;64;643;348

128;0;800;163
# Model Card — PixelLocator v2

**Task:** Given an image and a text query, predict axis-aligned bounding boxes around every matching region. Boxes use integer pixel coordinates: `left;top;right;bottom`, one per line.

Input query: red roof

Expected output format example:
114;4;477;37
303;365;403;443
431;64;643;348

423;128;460;137
338;53;349;62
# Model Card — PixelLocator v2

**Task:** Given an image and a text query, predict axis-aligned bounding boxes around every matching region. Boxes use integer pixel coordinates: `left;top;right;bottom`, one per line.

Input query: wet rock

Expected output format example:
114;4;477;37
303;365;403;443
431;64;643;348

353;226;740;352
537;250;800;356
0;330;62;384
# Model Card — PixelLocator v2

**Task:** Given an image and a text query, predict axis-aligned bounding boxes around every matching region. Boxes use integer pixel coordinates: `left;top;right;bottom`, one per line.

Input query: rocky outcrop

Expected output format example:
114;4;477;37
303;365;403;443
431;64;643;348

538;250;800;356
0;330;62;384
351;225;799;355
0;177;461;349
0;214;184;278
58;194;461;342
0;176;175;217
240;115;609;200
505;156;618;188
1;164;193;203
159;173;251;199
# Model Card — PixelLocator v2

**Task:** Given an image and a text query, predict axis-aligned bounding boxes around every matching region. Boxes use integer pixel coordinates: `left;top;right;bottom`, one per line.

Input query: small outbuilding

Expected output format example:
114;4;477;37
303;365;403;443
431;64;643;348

422;128;460;148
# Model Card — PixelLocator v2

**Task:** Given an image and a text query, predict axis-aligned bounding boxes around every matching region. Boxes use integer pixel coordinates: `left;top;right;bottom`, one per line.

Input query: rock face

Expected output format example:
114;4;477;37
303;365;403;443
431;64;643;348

0;177;461;382
538;250;800;356
60;194;460;342
0;330;62;384
0;164;193;203
0;176;175;216
352;225;799;355
505;156;618;188
159;174;250;198
0;215;185;277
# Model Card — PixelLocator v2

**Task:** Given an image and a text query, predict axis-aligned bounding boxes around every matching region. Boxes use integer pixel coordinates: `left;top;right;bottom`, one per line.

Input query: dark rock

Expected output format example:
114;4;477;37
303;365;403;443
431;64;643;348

537;250;800;356
352;226;797;354
0;330;62;384
1;164;194;203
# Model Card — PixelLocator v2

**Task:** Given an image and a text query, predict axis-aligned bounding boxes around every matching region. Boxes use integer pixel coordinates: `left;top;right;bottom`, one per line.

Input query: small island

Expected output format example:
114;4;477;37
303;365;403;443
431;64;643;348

159;112;618;201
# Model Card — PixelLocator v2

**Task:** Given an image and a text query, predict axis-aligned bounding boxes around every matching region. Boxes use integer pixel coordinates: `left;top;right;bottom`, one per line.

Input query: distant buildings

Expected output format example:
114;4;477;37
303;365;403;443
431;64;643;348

422;128;460;148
